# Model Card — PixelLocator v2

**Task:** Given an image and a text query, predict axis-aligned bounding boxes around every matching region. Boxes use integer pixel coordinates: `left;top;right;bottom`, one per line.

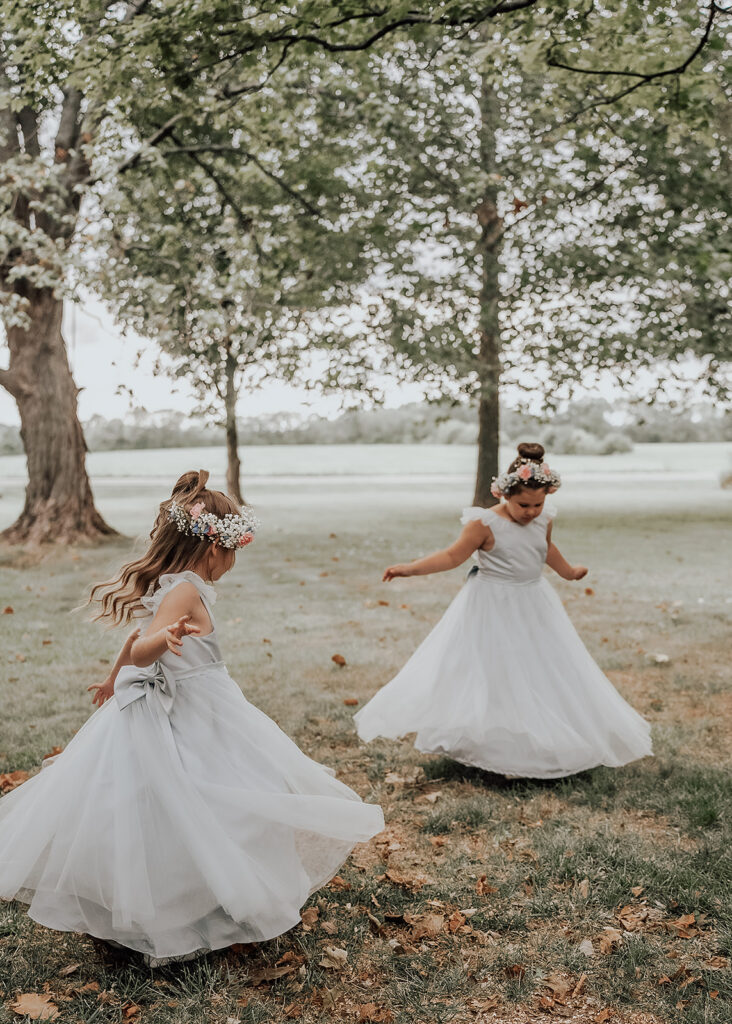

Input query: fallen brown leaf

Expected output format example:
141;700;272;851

58;964;81;977
10;993;60;1020
405;912;444;940
301;906;319;930
0;770;30;793
504;964;526;980
249;964;296;985
476;875;499;896
357;1003;394;1023
331;654;346;667
343;698;359;706
319;946;348;969
447;910;466;933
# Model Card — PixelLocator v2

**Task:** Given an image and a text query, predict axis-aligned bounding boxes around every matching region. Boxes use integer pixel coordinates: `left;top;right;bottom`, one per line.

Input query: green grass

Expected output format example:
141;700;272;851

0;476;730;1023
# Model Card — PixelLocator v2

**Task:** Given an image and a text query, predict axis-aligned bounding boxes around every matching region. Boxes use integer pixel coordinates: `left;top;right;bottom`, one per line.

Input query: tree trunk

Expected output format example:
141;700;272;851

0;285;117;544
472;71;503;507
224;348;244;504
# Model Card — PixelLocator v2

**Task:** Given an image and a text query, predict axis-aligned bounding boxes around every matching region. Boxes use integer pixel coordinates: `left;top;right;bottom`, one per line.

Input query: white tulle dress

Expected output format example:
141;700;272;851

355;507;652;778
0;572;384;962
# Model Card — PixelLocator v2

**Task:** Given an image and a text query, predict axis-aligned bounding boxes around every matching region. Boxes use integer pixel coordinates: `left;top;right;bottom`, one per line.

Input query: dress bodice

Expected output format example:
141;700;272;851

140;571;223;670
461;506;553;584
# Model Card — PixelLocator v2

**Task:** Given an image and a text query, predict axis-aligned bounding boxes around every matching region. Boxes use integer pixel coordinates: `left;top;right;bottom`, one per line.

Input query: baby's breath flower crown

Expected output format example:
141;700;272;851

491;459;561;499
168;500;260;549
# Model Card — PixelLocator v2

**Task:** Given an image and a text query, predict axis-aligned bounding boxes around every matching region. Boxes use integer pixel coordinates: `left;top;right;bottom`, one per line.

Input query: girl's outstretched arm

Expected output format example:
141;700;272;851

545;523;587;581
384;520;493;581
128;582;203;667
88;627;140;706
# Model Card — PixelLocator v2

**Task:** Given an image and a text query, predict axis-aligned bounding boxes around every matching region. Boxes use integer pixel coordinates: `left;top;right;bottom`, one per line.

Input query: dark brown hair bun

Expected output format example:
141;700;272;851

516;442;545;462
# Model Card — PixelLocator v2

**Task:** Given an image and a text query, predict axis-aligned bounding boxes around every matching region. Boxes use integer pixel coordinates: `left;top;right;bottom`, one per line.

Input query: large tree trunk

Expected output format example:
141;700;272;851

472;72;503;507
223;347;244;504
0;285;116;544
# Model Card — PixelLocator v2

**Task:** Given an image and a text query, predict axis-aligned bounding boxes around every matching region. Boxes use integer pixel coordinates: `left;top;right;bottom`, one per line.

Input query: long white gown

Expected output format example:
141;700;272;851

354;507;652;778
0;572;384;961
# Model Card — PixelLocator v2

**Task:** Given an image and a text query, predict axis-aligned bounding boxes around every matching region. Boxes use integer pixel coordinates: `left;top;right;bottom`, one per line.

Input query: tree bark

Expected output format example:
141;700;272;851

224;346;244;504
1;285;116;544
472;71;503;507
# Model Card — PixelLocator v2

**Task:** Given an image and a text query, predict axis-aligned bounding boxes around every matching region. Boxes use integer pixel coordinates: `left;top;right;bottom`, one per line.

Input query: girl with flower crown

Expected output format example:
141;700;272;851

355;443;652;778
0;470;383;965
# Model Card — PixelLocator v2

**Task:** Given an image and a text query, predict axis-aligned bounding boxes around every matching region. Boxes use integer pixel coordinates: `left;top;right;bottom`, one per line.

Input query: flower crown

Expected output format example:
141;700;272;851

491;459;561;499
168;500;260;549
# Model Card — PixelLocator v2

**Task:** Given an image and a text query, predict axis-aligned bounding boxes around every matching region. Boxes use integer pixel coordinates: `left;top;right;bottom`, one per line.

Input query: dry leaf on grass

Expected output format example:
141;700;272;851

319;946;348;970
598;927;623;954
57;964;81;977
384;868;429;891
301;906;319;930
329;875;351;891
122;1004;141;1020
249;964;296;985
3;606;13;614
0;770;30;793
276;951;305;967
577;877;590;898
357;1003;394;1023
343;698;358;706
447;910;466;933
504;964;526;980
404;912;444;940
283;1003;303;1018
476;875;499;896
10;993;60;1020
467;995;500;1013
331;654;346;667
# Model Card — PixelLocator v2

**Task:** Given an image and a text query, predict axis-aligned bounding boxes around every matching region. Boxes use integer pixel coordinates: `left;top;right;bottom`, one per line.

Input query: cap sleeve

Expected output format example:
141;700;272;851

141;571;217;614
460;506;496;527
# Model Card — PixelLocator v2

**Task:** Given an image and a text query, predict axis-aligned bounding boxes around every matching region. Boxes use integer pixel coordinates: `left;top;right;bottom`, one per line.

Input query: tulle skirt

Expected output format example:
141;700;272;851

0;666;384;960
355;573;652;778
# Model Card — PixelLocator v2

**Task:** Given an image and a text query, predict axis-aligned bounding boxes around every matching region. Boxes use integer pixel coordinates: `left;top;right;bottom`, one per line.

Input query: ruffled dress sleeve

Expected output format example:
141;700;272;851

460;506;496;527
140;571;217;615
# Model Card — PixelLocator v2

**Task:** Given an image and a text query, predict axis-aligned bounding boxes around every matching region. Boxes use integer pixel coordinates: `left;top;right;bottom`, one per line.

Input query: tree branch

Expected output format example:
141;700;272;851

547;2;720;93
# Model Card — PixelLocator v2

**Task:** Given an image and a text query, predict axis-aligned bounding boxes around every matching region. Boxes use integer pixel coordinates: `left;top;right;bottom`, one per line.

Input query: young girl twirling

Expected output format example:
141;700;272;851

355;443;652;778
0;471;383;964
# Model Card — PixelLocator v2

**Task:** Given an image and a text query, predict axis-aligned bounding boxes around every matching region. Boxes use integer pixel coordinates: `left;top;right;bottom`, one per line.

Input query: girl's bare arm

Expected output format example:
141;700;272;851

545;523;587;581
129;583;201;666
384;520;493;581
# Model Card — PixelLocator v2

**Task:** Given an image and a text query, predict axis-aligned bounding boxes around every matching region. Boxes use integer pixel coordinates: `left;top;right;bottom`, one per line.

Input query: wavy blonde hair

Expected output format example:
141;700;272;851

89;470;241;626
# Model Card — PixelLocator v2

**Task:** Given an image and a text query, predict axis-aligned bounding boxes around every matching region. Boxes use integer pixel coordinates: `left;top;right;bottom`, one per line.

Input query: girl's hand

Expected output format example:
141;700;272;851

383;564;413;582
570;565;588;581
163;615;201;656
88;676;115;707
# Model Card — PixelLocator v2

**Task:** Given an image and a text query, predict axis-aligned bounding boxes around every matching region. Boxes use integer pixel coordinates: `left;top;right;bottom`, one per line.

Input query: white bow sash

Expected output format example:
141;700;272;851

115;660;225;715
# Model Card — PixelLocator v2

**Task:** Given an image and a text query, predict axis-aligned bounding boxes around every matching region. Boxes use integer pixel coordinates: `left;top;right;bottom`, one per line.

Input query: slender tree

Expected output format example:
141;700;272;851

320;1;729;503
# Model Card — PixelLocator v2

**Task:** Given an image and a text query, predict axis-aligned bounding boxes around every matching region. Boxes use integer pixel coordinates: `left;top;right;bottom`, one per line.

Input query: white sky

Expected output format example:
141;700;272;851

0;295;710;428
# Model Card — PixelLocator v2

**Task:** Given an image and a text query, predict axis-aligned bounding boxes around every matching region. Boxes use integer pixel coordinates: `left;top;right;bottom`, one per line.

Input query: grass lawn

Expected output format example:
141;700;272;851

0;475;730;1024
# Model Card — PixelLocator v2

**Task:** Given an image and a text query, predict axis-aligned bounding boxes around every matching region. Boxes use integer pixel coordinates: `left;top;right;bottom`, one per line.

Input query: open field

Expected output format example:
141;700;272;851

1;450;730;1024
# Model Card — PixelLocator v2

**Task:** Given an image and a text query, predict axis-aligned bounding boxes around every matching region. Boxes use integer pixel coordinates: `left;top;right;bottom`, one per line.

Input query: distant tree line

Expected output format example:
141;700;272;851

2;399;731;458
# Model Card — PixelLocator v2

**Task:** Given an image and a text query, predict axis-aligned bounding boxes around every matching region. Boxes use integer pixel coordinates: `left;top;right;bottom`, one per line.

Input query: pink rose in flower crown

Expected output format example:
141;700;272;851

490;481;502;498
517;464;533;481
189;501;205;520
540;463;551;475
239;534;254;547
